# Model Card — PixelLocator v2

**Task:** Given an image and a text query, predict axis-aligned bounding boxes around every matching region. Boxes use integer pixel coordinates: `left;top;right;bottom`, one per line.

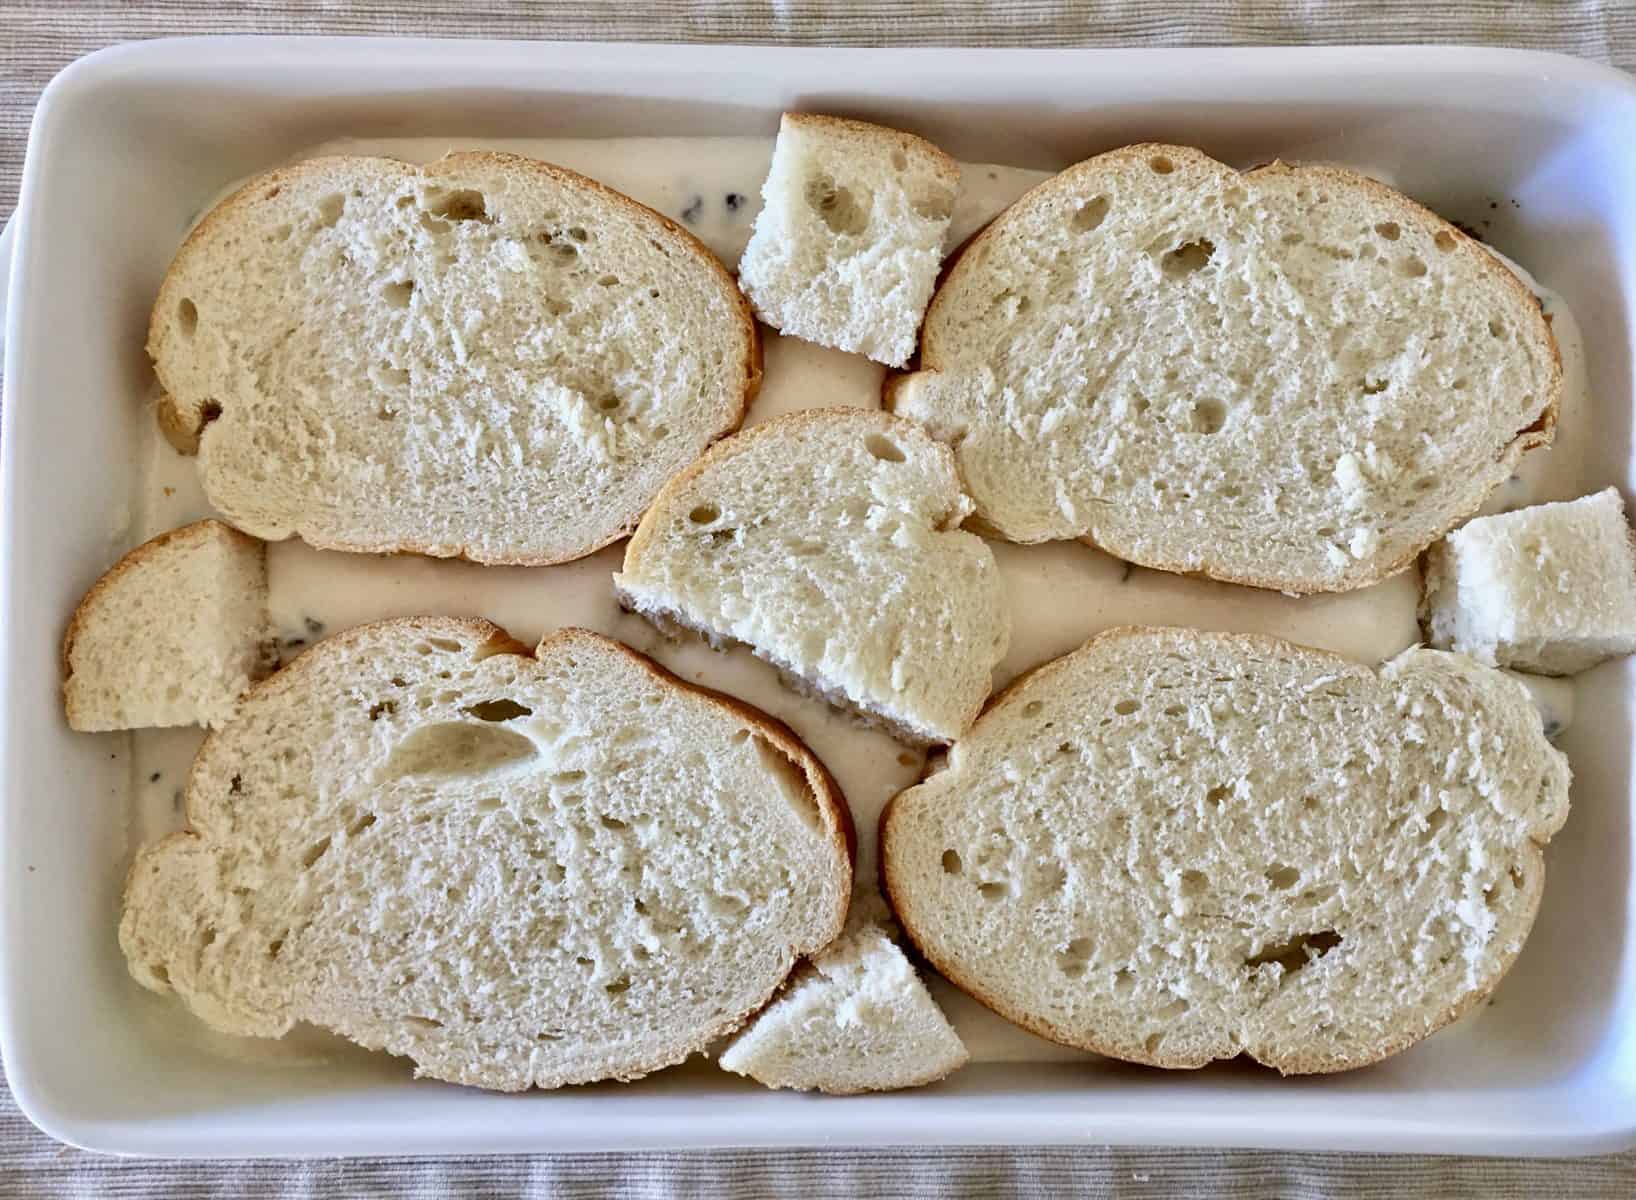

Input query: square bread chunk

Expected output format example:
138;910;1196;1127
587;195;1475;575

63;519;273;730
737;113;958;367
1422;487;1636;675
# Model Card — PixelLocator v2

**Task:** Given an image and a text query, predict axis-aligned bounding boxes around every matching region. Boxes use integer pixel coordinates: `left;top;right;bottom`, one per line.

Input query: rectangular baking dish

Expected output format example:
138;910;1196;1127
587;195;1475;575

4;37;1636;1158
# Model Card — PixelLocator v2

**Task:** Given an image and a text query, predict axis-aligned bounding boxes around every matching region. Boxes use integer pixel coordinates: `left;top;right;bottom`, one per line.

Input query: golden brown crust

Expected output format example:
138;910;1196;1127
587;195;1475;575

61;519;266;730
781;112;959;186
150;152;760;567
899;142;1563;595
881;625;1555;1074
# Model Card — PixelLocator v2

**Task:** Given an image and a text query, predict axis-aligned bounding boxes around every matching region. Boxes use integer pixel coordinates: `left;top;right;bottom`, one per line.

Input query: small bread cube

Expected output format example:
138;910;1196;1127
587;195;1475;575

738;113;958;367
1421;487;1636;674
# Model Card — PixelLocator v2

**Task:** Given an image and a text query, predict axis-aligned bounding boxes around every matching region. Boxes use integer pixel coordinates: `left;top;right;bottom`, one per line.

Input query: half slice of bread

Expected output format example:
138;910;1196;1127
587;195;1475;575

1422;487;1636;675
738;114;959;367
63;519;272;730
614;408;1009;745
882;626;1569;1074
150;152;759;565
119;620;852;1091
890;143;1560;594
718;924;968;1093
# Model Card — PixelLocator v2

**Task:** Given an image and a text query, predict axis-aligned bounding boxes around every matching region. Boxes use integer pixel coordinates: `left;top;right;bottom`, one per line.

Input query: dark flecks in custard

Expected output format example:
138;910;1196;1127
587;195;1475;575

680;195;704;224
725;192;745;213
304;617;325;635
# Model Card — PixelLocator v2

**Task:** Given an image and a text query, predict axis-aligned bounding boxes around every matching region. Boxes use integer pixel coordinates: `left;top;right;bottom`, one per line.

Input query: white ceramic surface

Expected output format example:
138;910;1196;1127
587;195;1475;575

3;38;1636;1158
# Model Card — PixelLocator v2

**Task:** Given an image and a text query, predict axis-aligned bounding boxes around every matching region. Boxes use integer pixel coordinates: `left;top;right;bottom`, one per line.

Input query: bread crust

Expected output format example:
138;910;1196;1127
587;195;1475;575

61;519;267;729
124;617;851;1089
620;406;990;743
880;624;1562;1075
149;152;761;567
893;142;1563;595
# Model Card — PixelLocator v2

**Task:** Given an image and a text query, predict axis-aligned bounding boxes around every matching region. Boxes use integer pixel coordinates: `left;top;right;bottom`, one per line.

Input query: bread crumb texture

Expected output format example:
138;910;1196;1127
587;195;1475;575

119;620;850;1091
1423;487;1636;674
883;626;1569;1074
893;144;1560;593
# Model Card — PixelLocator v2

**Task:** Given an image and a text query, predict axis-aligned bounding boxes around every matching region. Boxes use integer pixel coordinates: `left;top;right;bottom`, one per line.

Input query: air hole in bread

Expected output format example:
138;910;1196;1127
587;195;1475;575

177;298;199;336
891;149;908;171
1114;699;1139;715
267;935;285;960
1421;808;1450;842
1148;155;1175;175
1246;929;1342;975
941;849;963;875
1180;869;1208;896
865;433;906;463
1434;230;1458;252
1163;703;1186;718
567;226;589;243
911;186;955;222
382;280;414;309
423;189;491;224
1022;700;1045;718
1055;937;1094;977
347;811;377;837
1374;221;1401;241
301;836;332;869
553;770;586;786
1281;231;1304;246
1162;238;1215;279
1144;1032;1164;1055
897;751;918;768
1399;255;1428;279
748;734;822;834
367;699;396;721
372;364;411;388
978;881;1009;901
598;274;620;287
406;1015;444;1030
1205;785;1231;807
1071;195;1111;233
688;503;721;526
1510;865;1526;890
804;175;871;236
1265;864;1301;890
1489;317;1506;338
1156;995;1189;1019
1361;377;1388;395
382;722;538;779
790;540;825;557
316;194;345;228
595;394;622;413
1190;397;1227;434
463;698;532;722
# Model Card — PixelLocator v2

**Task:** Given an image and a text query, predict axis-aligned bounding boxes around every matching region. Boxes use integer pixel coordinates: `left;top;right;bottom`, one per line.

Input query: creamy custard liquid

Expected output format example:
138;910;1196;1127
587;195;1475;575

132;137;1590;1067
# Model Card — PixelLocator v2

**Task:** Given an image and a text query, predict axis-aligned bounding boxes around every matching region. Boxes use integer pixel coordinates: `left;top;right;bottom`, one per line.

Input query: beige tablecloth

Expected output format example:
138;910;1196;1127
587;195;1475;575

4;2;1636;1195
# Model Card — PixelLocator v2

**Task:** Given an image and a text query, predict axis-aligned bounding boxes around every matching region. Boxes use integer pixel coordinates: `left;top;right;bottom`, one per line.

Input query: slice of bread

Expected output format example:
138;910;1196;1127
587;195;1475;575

614;408;1009;745
738;114;959;367
1422;487;1636;675
882;626;1569;1075
718;924;968;1094
149;152;759;566
889;143;1561;594
63;519;272;731
119;619;852;1091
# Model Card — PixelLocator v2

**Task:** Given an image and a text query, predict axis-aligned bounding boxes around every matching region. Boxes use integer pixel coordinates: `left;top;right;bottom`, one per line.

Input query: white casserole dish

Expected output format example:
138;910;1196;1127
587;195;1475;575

3;37;1636;1158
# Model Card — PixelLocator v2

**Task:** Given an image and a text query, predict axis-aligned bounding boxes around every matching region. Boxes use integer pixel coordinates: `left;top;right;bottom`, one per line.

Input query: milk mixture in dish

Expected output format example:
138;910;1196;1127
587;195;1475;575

131;136;1591;1065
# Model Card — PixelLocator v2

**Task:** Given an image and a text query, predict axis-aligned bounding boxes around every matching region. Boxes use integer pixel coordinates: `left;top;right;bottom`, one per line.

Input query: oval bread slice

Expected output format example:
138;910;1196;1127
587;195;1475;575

889;143;1560;593
882;626;1569;1074
119;619;851;1091
149;153;760;565
614;408;1010;745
